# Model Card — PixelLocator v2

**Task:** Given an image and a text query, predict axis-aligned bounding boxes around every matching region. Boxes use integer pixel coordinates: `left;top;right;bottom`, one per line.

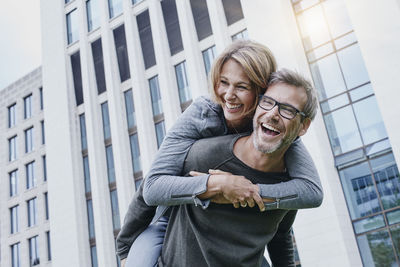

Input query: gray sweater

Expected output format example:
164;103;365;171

116;96;323;259
160;134;296;267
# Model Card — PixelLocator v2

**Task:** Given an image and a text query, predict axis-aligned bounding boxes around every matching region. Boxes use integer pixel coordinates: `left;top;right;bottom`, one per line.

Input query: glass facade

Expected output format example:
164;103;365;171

71;51;84;105
43;155;47;181
24;94;32;119
221;0;244;26
113;24;131;82
101;102;111;140
190;0;212;41
27;197;37;227
41;121;45;145
80;114;88;150
46;231;52;261
11;243;20;267
87;199;95;239
106;145;116;183
66;9;79;44
9;136;17;161
10;205;19;234
44;192;49;220
29;236;40;266
25;127;34;153
40;87;43;110
87;0;100;32
155;121;166;148
124;89;136;129
175;61;191;104
108;0;123;19
83;156;91;193
149;76;163;116
90;245;98;267
8;103;16;128
161;0;183;55
202;45;216;76
232;29;249;40
110;190;121;231
292;0;400;265
91;38;107;94
137;10;156;69
129;133;142;174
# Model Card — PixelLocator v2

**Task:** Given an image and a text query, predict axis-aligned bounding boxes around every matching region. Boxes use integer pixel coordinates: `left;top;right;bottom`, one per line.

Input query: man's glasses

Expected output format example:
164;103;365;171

258;95;306;120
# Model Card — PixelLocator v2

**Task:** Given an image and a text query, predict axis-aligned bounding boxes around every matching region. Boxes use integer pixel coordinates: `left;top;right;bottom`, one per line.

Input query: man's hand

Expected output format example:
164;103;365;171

121;258;126;267
190;169;265;212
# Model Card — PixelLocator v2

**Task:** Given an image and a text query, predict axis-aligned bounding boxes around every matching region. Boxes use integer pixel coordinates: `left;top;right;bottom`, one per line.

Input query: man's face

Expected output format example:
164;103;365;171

252;82;310;154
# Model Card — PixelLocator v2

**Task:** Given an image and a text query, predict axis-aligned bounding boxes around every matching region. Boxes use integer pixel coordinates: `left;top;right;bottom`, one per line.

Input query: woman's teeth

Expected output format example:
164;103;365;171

226;103;242;109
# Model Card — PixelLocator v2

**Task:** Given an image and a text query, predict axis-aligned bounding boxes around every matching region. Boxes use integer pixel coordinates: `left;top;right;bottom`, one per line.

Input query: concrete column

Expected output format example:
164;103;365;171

343;0;400;168
175;0;209;98
241;1;363;266
40;0;90;266
148;0;182;130
123;1;158;176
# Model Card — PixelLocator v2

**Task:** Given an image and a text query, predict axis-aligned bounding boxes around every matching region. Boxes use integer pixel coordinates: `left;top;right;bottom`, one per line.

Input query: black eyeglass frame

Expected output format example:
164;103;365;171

258;95;306;120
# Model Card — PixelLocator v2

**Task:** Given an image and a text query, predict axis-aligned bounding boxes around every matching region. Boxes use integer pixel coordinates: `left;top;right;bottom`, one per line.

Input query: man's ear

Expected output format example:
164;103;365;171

298;117;311;137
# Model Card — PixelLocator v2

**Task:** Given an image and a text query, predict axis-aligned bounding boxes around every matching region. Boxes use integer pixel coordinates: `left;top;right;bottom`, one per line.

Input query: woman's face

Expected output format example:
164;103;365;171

216;59;256;129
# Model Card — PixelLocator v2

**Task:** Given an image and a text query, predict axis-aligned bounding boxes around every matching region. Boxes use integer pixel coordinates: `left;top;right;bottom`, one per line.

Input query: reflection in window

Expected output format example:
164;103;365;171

322;0;352;38
113;25;131;82
296;5;330;51
29;236;40;266
353;215;385;234
161;0;183;55
87;0;100;31
310;53;346;100
324;106;362;155
155;121;166;148
339;162;380;219
202;46;216;76
129;134;142;173
337;44;370;90
106;145;115;183
357;230;396;267
101;102;111;140
221;0;244;25
71;51;84;105
137;10;156;69
91;38;107;94
175;61;191;104
108;0;123;19
110;190;120;230
66;9;79;44
124;89;136;129
190;0;212;41
371;153;400;210
149;76;163;116
353;96;388;145
390;225;400;258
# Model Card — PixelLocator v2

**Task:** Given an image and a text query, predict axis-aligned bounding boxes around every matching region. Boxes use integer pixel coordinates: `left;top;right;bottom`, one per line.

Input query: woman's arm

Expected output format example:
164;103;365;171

258;138;323;210
143;97;227;206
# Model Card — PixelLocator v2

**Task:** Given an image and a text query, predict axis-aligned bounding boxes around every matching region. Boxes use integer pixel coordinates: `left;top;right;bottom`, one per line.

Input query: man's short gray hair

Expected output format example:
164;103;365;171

268;69;318;121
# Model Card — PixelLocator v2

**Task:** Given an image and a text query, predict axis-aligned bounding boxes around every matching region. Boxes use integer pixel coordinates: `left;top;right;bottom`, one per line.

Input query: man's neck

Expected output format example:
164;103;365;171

233;135;286;173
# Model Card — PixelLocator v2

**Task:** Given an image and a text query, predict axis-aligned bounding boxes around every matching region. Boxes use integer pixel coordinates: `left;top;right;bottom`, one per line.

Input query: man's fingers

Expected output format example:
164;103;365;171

189;171;207;176
233;202;240;208
253;193;266;212
208;169;232;175
247;198;255;208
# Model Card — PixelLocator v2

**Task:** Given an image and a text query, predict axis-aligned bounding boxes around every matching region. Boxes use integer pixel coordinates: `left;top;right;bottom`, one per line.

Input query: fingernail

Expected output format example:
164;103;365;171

261;207;266;212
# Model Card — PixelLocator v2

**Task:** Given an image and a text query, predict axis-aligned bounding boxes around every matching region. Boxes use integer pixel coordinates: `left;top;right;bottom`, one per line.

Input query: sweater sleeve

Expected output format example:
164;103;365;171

143;97;226;206
258;138;323;210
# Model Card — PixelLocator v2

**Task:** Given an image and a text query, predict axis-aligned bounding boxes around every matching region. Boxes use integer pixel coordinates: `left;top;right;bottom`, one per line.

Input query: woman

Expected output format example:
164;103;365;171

118;40;323;267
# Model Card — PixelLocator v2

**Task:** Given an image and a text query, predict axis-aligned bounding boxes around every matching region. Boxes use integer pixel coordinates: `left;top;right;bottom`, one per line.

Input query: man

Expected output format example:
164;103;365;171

157;69;318;267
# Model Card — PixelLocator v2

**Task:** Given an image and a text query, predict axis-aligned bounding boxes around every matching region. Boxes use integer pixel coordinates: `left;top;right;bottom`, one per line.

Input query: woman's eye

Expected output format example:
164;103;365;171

237;86;248;90
220;80;228;85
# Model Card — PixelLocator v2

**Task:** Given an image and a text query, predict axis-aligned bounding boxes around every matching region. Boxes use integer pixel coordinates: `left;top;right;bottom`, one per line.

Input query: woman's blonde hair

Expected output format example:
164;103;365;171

209;40;277;115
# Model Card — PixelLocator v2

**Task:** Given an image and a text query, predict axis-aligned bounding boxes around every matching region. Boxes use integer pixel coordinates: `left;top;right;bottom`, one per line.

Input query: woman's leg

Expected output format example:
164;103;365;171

125;216;168;267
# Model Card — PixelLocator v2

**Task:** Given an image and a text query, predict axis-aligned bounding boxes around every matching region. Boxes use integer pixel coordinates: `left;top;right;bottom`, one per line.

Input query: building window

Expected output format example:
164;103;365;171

39;87;43;110
90;245;98;267
106;145;116;183
42;155;47;181
175;61;192;104
110;190;121;231
46;231;52;261
108;0;123;19
202;45;216;76
29;236;40;266
155;121;166;148
232;29;249;40
129;133;142;174
9;136;17;161
80;114;88;150
101;102;111;140
27;197;37;227
24;94;32;119
91;38;107;94
83;156;91;193
124;89;136;129
66;9;79;44
11;243;20;267
113;24;131;82
10;205;19;234
137;10;156;69
87;0;100;32
8;103;16;128
10;170;18;197
190;0;212;41
161;0;183;55
132;0;143;4
25;127;34;153
87;199;95;239
41;121;45;145
149;76;163;116
26;161;36;189
44;192;49;220
221;0;244;26
71;51;84;105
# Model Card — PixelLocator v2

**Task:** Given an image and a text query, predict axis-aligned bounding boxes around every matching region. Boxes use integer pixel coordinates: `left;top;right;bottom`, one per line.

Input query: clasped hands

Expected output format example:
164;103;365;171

190;169;267;212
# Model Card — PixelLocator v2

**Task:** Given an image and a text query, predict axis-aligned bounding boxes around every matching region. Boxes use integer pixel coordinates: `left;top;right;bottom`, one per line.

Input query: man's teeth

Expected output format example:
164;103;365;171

226;103;242;109
261;123;280;134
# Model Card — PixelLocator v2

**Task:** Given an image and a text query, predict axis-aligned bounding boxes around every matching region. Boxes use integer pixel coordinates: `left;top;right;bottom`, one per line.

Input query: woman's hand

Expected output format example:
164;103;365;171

190;169;265;212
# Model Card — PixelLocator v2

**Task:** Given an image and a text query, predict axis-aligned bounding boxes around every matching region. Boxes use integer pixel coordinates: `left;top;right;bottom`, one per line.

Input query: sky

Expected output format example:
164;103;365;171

0;0;42;90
